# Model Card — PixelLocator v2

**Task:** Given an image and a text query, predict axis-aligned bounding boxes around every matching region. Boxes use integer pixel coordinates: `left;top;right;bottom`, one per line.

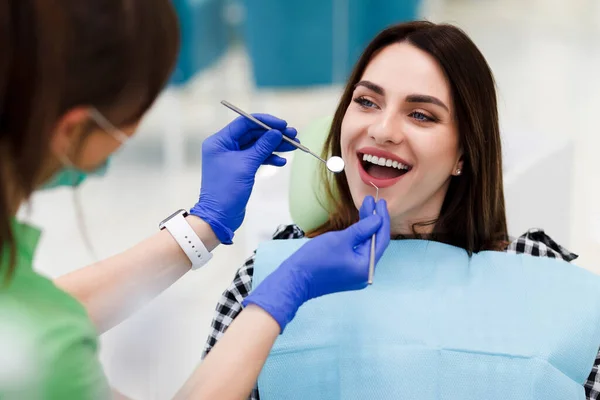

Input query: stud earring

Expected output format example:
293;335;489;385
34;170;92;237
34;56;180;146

456;168;462;176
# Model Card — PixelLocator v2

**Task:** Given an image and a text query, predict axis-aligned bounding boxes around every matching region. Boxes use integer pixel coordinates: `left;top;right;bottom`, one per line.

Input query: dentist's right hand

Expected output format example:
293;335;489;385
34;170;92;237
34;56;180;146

190;114;298;245
243;196;391;332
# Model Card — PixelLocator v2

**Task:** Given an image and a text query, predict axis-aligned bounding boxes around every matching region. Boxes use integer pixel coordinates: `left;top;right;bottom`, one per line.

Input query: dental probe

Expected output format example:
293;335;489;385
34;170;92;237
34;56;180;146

368;182;379;285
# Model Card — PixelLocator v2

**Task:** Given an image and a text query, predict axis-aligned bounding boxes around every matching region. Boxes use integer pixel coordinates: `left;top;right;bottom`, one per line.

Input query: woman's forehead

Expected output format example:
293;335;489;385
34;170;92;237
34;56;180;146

359;42;452;105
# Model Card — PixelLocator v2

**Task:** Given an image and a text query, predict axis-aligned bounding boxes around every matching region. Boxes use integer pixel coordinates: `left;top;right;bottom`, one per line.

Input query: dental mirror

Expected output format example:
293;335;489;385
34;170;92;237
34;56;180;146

221;100;345;174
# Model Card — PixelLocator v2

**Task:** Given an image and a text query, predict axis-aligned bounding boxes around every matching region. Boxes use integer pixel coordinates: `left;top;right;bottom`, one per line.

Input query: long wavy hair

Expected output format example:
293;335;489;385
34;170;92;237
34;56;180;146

308;21;508;254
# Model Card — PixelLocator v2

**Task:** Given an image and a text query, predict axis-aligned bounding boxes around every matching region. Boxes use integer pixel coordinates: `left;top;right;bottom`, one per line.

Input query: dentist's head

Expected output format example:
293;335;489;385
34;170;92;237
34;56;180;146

0;0;179;278
312;21;507;253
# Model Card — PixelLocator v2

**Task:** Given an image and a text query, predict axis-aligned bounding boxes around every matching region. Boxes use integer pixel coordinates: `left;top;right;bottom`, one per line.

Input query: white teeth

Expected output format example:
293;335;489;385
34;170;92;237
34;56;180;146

360;153;411;171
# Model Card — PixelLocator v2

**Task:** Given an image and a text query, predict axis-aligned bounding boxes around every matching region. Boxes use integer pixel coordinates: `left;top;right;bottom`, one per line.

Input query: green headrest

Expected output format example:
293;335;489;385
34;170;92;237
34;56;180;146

289;116;334;233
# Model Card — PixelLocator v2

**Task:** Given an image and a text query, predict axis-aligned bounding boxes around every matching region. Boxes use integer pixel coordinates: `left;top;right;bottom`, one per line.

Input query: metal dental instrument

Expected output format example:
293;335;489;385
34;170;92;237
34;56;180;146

220;100;345;173
368;182;379;285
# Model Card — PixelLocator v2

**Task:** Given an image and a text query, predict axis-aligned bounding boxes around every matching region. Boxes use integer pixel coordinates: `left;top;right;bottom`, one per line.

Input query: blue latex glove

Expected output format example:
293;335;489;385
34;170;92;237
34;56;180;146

243;197;391;332
190;114;298;244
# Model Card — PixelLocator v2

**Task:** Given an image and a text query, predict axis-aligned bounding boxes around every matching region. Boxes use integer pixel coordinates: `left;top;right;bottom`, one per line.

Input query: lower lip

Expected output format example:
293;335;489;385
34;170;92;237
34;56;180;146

358;157;410;188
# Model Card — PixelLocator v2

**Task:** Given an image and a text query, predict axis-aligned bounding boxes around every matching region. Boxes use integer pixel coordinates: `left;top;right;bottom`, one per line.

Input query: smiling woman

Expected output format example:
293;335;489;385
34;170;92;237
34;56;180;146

203;21;600;400
315;23;504;251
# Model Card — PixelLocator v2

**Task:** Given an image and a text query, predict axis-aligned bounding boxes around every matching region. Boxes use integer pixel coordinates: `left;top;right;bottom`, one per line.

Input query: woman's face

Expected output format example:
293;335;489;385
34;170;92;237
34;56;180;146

341;42;462;235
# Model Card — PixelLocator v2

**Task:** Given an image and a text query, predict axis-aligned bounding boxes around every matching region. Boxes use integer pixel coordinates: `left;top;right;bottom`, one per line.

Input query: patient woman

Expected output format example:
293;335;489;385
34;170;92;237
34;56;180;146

203;21;600;399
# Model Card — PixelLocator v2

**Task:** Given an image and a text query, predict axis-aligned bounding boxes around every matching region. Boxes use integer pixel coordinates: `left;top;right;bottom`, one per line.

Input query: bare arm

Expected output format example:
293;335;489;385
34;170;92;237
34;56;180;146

55;216;219;333
174;305;279;400
54;115;297;334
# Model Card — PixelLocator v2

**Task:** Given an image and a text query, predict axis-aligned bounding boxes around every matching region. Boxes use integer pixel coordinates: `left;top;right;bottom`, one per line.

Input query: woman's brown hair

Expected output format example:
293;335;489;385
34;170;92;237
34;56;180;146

309;21;508;254
0;0;180;281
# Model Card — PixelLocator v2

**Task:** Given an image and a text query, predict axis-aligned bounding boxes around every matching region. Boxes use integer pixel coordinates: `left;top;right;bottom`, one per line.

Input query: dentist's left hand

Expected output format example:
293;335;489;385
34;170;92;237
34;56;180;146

242;196;391;333
190;114;298;244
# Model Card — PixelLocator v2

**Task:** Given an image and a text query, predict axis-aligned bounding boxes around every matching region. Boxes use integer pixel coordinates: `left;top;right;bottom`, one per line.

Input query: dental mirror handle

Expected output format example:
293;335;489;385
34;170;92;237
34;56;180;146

220;100;328;164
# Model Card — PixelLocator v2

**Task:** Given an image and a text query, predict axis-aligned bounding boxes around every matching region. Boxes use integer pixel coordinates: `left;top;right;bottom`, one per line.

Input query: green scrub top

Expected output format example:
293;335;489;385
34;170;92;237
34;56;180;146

0;220;110;399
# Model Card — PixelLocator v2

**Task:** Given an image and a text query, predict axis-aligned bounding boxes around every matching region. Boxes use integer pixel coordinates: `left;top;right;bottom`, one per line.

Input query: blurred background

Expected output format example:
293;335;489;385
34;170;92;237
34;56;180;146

16;0;600;398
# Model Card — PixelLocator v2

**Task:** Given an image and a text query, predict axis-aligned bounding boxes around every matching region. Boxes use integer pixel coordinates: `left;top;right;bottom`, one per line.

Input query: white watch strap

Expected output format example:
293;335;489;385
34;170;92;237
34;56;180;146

163;213;212;270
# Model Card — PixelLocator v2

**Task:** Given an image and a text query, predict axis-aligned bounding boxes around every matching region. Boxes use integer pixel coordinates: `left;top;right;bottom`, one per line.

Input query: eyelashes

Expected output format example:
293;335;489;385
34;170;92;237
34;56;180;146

353;96;439;123
409;111;438;123
353;96;378;109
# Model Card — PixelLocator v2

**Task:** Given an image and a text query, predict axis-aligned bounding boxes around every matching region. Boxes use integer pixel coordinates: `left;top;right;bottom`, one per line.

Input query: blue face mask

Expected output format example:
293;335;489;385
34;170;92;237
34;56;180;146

41;108;128;190
41;157;111;189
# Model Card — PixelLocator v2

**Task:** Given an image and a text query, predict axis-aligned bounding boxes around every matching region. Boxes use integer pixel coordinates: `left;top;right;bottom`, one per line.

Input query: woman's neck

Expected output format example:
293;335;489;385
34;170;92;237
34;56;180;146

390;213;439;237
388;187;449;237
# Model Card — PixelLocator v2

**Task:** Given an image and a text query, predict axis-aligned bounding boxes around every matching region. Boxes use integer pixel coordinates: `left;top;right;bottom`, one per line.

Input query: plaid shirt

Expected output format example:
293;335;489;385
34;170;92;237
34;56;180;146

202;225;600;400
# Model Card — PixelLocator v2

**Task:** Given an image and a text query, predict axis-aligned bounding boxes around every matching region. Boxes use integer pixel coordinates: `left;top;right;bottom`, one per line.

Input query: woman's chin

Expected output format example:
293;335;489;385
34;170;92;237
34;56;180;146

349;187;371;211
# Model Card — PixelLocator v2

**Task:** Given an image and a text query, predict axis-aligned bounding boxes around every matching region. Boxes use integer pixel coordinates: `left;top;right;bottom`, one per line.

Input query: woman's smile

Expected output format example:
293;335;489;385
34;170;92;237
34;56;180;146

356;146;413;188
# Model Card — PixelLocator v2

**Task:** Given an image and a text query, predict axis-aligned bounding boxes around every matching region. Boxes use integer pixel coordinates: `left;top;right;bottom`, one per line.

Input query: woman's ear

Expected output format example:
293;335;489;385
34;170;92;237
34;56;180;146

453;155;464;176
49;107;91;158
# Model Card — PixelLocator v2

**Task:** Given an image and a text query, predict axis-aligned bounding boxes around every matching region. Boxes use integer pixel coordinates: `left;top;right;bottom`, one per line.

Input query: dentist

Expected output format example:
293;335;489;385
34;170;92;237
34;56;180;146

0;1;390;399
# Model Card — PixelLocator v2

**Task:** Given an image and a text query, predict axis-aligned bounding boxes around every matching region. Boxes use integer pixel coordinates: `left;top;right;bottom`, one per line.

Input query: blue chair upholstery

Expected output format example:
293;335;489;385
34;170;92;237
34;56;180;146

243;0;421;88
170;0;229;86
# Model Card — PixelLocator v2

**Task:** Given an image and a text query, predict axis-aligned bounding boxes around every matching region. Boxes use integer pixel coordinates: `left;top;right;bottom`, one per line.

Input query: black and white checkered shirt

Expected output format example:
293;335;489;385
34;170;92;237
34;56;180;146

202;225;600;400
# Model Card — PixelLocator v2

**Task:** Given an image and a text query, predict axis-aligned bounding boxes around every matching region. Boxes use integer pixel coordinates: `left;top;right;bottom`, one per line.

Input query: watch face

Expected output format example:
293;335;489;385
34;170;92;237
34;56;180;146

159;209;187;230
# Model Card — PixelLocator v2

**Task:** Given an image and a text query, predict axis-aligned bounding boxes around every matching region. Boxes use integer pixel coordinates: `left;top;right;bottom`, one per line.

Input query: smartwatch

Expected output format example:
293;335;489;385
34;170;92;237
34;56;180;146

159;209;213;270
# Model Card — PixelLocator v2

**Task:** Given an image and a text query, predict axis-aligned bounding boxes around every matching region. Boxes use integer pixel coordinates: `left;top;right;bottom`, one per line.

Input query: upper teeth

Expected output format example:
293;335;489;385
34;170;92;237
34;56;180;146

362;154;410;170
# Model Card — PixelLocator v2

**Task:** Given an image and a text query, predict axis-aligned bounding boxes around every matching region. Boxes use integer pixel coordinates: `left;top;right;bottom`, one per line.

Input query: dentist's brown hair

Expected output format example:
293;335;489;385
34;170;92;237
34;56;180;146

309;21;508;254
0;0;179;281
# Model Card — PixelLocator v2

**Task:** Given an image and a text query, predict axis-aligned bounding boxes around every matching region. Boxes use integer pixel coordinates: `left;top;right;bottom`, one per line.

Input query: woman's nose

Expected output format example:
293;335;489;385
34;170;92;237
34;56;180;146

367;113;405;145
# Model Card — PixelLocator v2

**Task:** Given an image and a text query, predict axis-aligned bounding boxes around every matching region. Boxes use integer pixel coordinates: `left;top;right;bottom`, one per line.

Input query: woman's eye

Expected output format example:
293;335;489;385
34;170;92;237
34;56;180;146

410;111;435;122
353;96;378;109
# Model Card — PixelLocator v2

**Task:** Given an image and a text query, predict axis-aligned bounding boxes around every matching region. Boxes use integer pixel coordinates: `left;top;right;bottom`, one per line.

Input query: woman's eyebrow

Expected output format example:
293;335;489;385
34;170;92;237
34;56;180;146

354;81;450;113
405;94;449;112
354;80;385;96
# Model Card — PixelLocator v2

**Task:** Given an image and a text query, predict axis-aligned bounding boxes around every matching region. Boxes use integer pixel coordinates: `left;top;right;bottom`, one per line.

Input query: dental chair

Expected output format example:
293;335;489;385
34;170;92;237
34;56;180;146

288;116;334;233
